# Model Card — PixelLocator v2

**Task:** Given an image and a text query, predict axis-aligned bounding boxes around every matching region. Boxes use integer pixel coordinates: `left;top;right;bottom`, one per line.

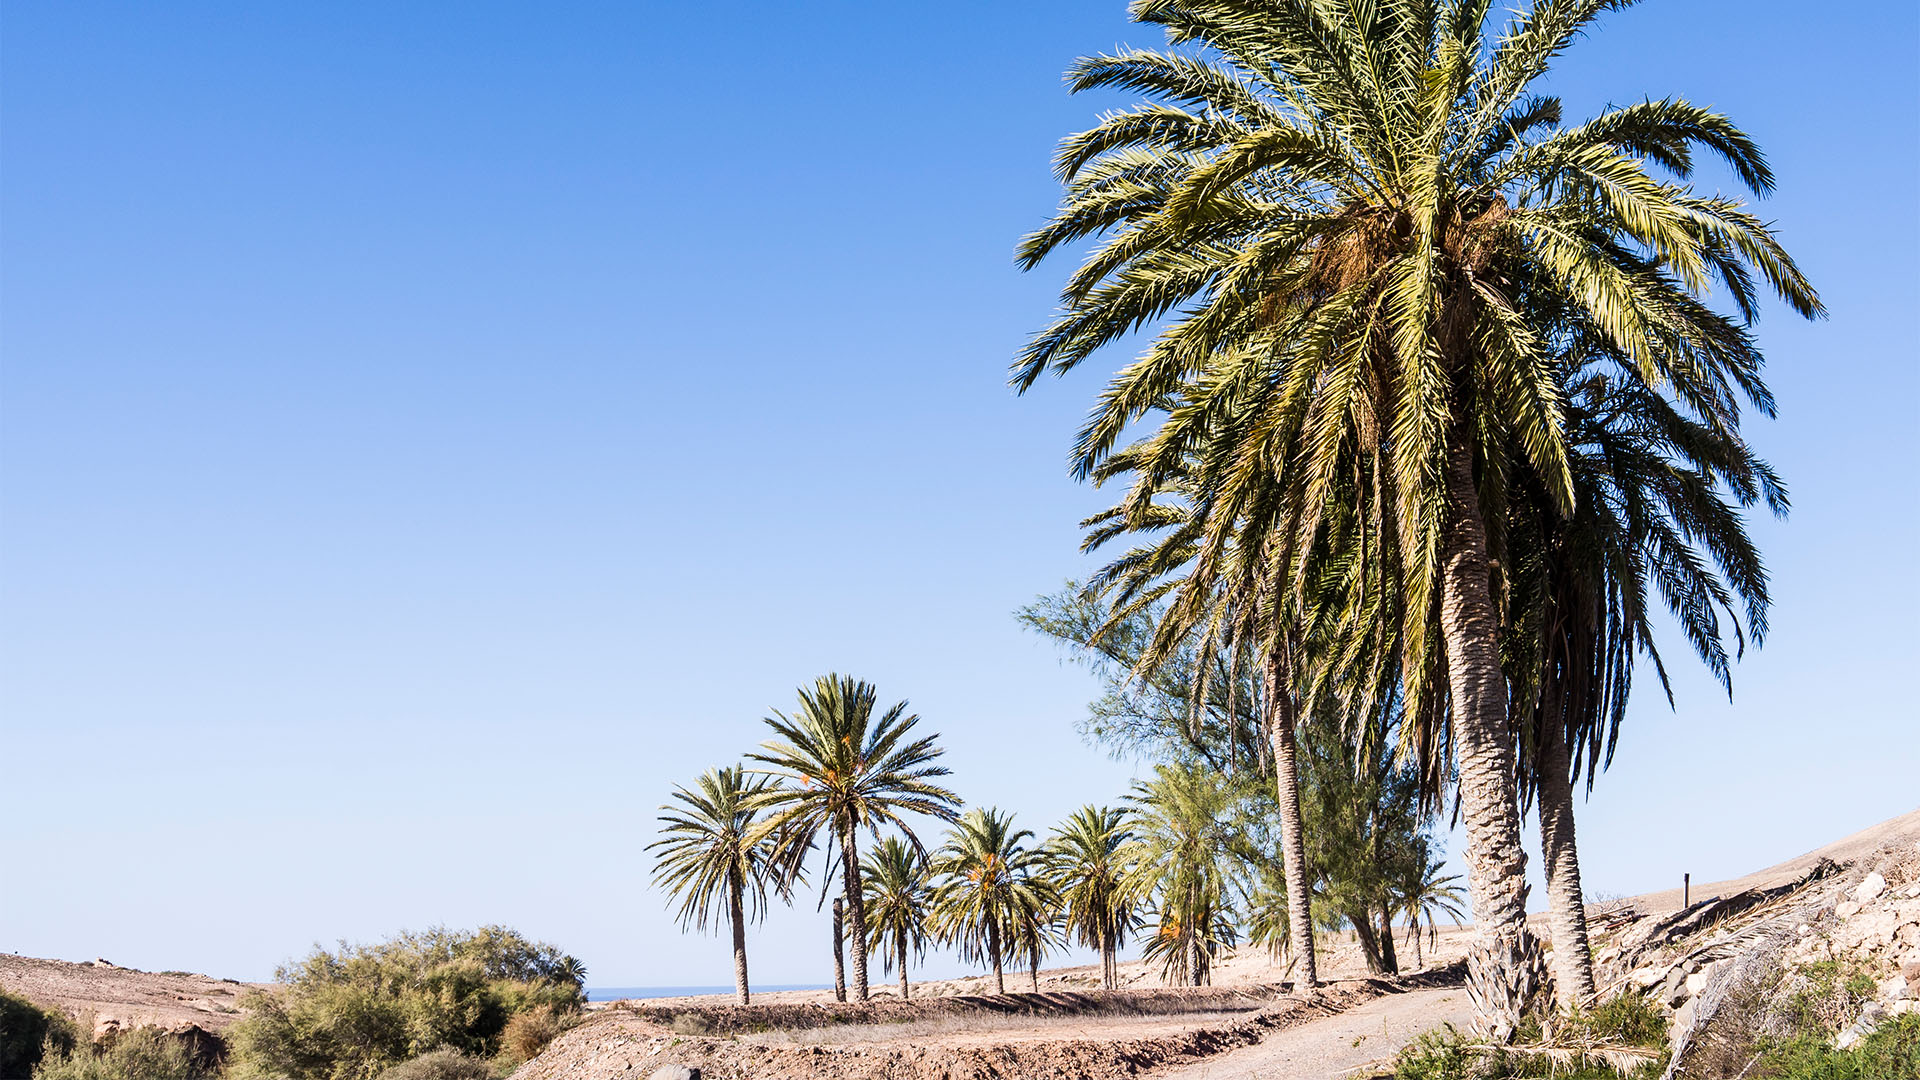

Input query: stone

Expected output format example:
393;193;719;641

1663;967;1691;1008
647;1067;700;1080
1685;971;1710;996
1835;1003;1886;1051
1885;974;1911;1001
1858;872;1889;903
1894;1000;1920;1017
1903;960;1920;983
1838;900;1862;919
1628;966;1664;989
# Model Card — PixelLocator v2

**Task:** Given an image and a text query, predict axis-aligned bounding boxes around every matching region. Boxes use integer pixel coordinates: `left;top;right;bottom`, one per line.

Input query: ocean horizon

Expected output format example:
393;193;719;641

587;984;831;1002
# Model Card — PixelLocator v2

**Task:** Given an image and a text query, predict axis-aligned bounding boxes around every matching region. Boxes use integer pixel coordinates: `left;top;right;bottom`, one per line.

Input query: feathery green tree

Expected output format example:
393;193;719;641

649;766;798;1005
750;674;963;1002
1018;0;1819;1034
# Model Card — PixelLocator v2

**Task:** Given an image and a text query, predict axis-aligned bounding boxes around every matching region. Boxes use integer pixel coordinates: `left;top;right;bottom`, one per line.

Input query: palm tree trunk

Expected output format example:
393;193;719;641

1265;648;1319;994
897;925;910;1000
839;821;869;1001
1537;715;1597;1008
1102;934;1115;990
1439;439;1545;1039
1409;916;1424;970
730;873;751;1006
1376;907;1399;975
988;916;1004;994
831;898;846;1002
1029;951;1040;992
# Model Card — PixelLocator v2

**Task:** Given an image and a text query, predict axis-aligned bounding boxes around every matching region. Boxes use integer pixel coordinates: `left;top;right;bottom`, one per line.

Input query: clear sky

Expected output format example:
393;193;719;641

2;2;1914;988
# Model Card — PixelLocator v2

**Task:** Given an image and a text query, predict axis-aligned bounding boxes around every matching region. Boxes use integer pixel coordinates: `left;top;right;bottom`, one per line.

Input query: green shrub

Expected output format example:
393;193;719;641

1749;1013;1920;1079
1;991;79;1078
32;1028;210;1080
372;1049;499;1080
1391;996;1668;1080
227;926;584;1080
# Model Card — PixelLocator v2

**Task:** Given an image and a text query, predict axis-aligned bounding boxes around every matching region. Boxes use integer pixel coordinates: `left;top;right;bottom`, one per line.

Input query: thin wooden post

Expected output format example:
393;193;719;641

1683;873;1690;909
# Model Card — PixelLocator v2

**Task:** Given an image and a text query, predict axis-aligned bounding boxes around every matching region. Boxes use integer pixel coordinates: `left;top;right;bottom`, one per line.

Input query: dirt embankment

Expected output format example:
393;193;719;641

513;967;1465;1080
0;954;266;1040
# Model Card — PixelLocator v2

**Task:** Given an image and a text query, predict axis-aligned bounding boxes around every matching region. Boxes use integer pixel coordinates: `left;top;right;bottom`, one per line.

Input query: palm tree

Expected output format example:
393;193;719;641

648;766;797;1005
750;674;963;1002
861;837;932;1000
1018;0;1819;1036
1126;763;1242;987
929;807;1048;994
1045;805;1139;990
1503;343;1787;1007
1008;876;1064;992
1393;852;1466;972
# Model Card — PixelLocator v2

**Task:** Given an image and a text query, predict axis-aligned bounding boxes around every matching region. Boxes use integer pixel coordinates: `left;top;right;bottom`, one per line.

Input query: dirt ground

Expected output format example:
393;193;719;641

0;953;266;1037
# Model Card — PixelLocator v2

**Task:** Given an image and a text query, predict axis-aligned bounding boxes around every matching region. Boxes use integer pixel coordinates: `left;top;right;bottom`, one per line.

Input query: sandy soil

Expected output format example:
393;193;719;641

1150;987;1471;1080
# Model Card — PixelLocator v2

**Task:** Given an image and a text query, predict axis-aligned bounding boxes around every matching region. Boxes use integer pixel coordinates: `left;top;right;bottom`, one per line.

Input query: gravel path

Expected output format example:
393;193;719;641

1152;986;1470;1080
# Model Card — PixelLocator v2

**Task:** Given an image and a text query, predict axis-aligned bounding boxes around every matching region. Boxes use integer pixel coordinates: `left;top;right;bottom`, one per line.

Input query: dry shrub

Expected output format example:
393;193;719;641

500;1005;578;1065
373;1048;497;1080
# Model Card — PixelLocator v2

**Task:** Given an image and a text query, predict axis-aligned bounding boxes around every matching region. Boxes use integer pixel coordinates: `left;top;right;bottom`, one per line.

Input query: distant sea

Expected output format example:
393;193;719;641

587;985;830;1002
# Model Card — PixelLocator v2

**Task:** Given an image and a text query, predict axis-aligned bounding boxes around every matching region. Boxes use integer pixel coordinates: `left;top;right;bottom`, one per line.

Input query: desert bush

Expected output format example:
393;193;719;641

1749;1013;1920;1078
1392;995;1667;1079
1;991;79;1078
32;1028;209;1080
227;926;584;1080
372;1048;498;1080
497;1005;575;1066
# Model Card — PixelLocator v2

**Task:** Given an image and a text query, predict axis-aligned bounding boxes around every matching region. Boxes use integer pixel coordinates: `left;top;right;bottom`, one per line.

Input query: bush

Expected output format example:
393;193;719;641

1749;1013;1920;1079
498;1005;575;1066
373;1049;499;1080
227;926;584;1080
1391;995;1668;1080
1;991;79;1078
33;1028;210;1080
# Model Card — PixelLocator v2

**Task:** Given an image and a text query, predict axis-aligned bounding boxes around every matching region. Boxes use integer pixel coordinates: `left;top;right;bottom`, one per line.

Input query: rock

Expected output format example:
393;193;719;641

1903;960;1920;983
1686;971;1711;996
1885;974;1911;1001
1663;967;1691;1008
1669;996;1697;1043
1858;872;1889;903
1836;1002;1886;1051
1894;999;1920;1017
1838;900;1862;919
1628;966;1664;989
647;1067;700;1080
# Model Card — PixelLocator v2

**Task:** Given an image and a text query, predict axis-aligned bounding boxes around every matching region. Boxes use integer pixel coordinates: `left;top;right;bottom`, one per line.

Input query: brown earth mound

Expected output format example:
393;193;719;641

0;954;266;1038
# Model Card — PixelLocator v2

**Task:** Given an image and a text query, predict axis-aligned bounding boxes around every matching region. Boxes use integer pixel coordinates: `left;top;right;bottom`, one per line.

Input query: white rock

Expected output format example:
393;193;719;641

1893;999;1920;1017
1885;974;1911;1001
1838;900;1862;919
1859;872;1889;903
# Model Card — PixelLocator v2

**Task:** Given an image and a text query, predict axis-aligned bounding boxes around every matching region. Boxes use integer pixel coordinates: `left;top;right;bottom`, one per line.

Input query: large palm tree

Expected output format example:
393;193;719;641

929;807;1048;994
1125;762;1242;987
1503;340;1787;1006
1045;805;1140;990
648;766;798;1005
1018;0;1819;1035
750;675;963;1002
860;837;933;1000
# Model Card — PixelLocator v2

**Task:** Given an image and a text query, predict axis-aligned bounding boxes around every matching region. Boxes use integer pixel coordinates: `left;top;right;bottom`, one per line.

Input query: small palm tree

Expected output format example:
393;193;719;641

861;837;932;1000
929;807;1048;994
1126;763;1242;986
750;674;963;1002
648;766;798;1005
1243;862;1292;966
1395;853;1466;972
1046;805;1139;989
1008;877;1064;992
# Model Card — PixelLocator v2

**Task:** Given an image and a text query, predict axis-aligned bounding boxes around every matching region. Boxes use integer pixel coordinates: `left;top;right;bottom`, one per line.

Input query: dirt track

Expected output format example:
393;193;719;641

1150;987;1470;1080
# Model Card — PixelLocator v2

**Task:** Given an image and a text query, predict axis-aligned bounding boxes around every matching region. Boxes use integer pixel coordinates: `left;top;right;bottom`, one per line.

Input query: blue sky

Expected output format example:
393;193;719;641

2;2;1914;987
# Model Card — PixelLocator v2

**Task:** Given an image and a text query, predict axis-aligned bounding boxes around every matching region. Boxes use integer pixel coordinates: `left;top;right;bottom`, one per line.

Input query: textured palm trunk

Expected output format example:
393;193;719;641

896;924;910;1000
831;898;846;1002
1537;715;1598;1008
729;873;751;1006
1103;934;1116;990
988;916;1004;994
1029;952;1040;992
1408;917;1424;970
1376;908;1399;975
1265;649;1319;994
1440;439;1545;1039
839;821;869;1001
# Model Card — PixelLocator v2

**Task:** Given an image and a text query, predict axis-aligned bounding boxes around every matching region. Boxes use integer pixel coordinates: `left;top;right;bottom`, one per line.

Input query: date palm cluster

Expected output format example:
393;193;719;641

1015;0;1818;1039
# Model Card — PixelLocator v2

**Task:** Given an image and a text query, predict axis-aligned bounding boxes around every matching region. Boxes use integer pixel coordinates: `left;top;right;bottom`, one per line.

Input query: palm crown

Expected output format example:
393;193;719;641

928;807;1049;994
749;674;962;1001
